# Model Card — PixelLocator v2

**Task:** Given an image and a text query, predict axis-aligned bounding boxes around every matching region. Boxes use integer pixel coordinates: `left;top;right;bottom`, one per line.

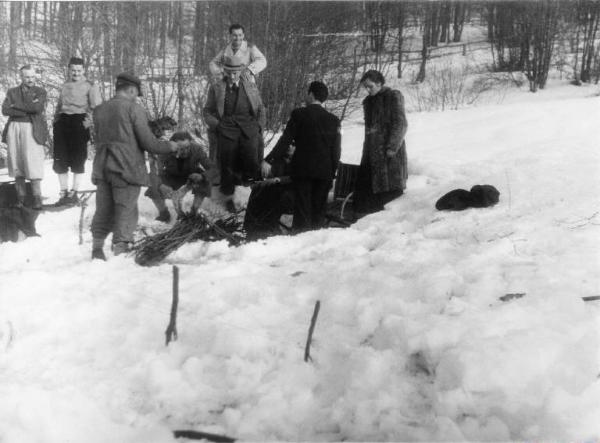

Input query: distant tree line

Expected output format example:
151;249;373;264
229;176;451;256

0;1;598;134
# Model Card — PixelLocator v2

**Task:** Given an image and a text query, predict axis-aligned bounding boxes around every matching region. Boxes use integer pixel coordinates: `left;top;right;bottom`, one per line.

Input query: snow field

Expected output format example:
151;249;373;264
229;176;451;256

0;80;599;441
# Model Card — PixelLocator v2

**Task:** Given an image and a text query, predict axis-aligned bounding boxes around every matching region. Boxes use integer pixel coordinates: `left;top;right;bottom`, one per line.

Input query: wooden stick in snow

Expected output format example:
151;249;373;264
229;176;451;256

582;295;600;302
304;300;321;363
165;265;179;346
173;430;235;442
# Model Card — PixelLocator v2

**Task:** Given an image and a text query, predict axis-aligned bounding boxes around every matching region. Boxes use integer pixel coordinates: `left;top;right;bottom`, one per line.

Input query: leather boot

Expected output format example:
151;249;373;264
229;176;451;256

14;177;27;206
112;242;131;256
155;209;171;223
92;238;106;261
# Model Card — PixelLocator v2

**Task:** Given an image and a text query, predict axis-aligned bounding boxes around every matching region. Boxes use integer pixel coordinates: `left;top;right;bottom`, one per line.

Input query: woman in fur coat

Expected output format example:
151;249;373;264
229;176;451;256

353;70;408;215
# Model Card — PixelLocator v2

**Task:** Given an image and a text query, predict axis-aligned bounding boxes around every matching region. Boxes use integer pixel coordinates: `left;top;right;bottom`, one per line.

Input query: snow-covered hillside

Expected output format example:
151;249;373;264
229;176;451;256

1;81;599;442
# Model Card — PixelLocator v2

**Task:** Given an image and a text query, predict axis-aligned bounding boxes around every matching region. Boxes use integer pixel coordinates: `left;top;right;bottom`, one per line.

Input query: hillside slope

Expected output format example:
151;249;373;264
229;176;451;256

0;83;599;442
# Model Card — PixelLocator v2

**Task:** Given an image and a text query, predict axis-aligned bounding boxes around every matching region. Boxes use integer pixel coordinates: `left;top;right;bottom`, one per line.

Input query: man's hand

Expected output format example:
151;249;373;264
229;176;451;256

261;160;272;178
241;68;254;83
82;114;92;129
386;148;396;158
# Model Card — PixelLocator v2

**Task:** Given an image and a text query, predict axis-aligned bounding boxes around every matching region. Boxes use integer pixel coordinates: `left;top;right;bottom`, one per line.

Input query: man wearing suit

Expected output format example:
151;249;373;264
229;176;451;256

263;81;341;232
203;55;266;212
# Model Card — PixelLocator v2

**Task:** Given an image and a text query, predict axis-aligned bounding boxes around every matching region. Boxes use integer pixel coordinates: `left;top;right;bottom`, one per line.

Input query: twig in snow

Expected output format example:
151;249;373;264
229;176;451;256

504;169;512;210
499;293;526;302
304;300;321;363
173;430;235;442
582;295;600;302
2;321;14;350
165;265;179;346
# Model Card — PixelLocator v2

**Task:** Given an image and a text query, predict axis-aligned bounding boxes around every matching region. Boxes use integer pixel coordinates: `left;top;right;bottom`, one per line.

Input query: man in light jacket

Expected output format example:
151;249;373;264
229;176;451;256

1;65;49;210
209;23;267;83
90;73;179;260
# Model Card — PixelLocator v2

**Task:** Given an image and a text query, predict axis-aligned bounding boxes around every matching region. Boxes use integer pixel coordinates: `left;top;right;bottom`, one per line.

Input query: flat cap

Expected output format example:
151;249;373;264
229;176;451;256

116;72;143;96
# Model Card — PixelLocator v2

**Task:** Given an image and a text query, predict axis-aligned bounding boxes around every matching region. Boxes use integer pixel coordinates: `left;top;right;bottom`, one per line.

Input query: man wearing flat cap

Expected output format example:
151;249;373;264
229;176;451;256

203;55;266;211
90;72;179;260
53;57;102;206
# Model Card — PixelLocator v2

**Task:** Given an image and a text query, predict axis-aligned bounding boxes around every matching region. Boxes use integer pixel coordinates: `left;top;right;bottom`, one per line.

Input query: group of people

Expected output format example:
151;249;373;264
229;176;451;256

1;23;409;260
2;57;101;209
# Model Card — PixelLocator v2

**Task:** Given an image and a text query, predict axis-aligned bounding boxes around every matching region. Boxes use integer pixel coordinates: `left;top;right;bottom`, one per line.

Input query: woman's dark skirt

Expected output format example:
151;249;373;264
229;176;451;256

353;161;403;215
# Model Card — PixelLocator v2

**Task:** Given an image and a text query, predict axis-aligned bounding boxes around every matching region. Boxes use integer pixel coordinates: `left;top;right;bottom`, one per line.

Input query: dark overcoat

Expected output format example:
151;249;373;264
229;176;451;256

361;87;408;194
266;103;341;181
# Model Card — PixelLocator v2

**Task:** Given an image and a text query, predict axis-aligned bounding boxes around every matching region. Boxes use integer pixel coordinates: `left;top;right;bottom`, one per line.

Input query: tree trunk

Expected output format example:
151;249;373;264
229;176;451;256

453;2;466;42
9;2;19;68
417;4;431;83
193;1;203;75
396;3;405;78
177;2;185;125
102;3;112;79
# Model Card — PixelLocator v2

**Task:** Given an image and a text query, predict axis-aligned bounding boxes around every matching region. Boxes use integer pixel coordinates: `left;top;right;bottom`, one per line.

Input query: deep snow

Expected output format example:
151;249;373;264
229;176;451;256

1;81;599;442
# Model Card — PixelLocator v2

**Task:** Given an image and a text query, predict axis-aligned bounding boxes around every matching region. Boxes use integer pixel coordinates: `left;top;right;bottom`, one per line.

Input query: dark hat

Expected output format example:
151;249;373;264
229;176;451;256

68;57;84;66
116;72;143;96
223;55;245;72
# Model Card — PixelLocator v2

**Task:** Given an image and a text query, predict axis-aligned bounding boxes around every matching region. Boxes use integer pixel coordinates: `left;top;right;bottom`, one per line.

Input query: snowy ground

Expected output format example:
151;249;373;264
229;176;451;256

1;80;599;442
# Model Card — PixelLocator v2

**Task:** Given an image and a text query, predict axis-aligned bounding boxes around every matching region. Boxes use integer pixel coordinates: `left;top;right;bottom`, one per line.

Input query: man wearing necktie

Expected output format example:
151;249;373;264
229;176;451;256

203;55;266;212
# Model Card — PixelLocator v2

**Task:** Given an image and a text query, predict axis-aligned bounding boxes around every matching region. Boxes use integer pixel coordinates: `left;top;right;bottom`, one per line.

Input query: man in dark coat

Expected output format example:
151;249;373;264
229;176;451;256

1;65;49;209
90;73;178;260
203;55;266;212
243;144;294;240
263;81;341;232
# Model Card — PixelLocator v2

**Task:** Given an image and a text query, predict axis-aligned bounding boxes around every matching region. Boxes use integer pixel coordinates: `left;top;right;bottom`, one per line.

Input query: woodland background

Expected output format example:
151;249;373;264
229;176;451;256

0;1;598;139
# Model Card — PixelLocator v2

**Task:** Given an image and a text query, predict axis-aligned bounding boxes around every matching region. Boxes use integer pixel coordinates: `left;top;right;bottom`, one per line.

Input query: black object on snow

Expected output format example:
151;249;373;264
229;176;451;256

173;430;236;442
436;184;500;211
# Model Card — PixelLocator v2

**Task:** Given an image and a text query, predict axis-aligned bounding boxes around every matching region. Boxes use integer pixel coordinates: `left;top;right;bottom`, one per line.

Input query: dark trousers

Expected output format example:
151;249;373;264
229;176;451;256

91;175;141;244
292;178;332;232
244;183;294;239
53;113;90;174
218;129;260;196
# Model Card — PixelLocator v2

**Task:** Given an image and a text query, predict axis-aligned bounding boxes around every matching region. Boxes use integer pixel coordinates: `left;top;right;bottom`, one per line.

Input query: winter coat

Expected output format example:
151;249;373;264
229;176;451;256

209;41;267;78
267;104;341;181
203;78;266;131
1;85;49;145
361;87;408;194
92;96;173;186
157;141;213;179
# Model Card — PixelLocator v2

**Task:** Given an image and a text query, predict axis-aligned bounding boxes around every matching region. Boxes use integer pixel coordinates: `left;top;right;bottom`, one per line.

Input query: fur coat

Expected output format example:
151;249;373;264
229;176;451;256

361;87;408;194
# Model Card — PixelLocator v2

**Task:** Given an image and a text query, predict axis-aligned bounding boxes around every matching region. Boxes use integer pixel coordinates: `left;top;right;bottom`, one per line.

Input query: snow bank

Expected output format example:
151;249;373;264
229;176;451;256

1;81;599;441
